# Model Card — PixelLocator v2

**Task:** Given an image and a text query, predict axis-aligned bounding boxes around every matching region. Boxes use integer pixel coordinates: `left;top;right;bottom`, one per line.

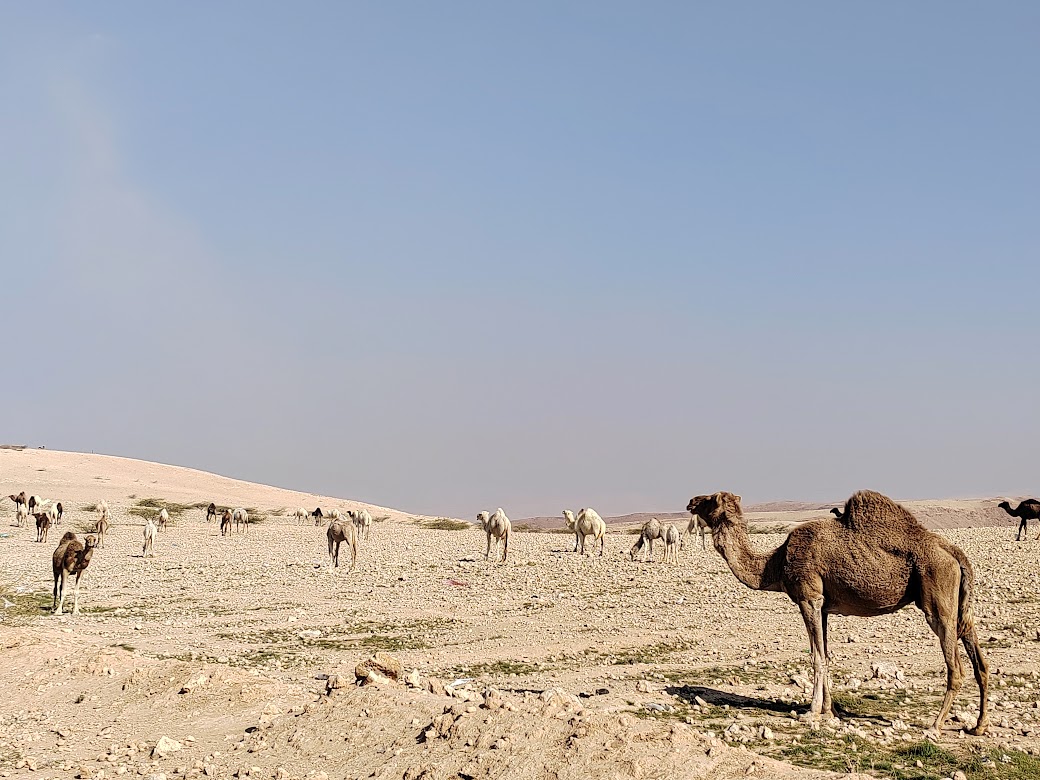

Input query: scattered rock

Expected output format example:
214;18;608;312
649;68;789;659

152;737;182;759
355;652;402;685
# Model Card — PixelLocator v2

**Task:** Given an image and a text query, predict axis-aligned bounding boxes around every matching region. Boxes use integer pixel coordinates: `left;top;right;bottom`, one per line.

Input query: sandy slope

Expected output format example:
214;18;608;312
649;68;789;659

1;448;1038;780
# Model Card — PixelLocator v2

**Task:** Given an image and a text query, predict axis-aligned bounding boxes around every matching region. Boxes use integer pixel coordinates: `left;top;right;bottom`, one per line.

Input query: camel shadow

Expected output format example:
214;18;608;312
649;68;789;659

667;685;889;724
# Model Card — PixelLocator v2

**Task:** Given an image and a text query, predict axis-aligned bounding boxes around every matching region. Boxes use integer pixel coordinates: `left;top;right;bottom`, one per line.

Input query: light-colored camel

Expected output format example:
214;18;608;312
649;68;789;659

156;507;169;531
220;509;232;537
629;517;665;562
15;503;28;528
687;490;989;734
142;518;157;557
232;507;248;533
663;523;681;564
52;532;96;615
94;513;110;548
327;520;357;568
291;507;308;525
477;509;511;562
349;508;373;540
997;499;1040;541
563;508;606;556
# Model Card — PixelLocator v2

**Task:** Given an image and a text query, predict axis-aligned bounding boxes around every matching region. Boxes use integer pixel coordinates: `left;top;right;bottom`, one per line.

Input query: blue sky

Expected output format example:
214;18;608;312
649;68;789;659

2;3;1037;517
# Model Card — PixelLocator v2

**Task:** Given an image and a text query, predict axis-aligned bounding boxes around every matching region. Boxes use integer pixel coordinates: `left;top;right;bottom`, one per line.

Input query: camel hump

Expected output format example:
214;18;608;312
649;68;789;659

57;531;77;544
838;490;923;534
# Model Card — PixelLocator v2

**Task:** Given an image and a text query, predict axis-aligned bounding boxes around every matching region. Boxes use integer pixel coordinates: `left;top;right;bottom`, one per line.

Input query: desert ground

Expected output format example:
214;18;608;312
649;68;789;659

1;447;1039;780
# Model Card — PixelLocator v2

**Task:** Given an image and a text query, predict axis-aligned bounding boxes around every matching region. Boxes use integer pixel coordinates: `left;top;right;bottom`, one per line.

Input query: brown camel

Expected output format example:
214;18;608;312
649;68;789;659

687;490;988;735
220;508;232;537
7;492;27;510
206;502;217;523
52;532;96;615
34;512;52;543
996;499;1040;542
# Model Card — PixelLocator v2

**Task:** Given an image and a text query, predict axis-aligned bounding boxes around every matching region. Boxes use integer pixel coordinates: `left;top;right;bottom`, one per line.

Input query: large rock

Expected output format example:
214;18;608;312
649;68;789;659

355;652;403;685
152;736;182;759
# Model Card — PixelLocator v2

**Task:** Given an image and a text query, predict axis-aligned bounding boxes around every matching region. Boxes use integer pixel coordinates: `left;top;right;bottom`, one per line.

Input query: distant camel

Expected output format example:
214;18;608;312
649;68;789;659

291;507;308;524
562;508;606;556
830;507;843;519
94;513;110;548
53;532;96;615
477;509;511;562
688;490;988;734
55;502;63;523
34;512;52;543
997;499;1040;542
232;507;248;533
206;503;218;523
630;518;665;562
220;508;232;537
327;520;358;568
142;518;157;557
156;507;169;531
7;492;27;513
311;507;324;526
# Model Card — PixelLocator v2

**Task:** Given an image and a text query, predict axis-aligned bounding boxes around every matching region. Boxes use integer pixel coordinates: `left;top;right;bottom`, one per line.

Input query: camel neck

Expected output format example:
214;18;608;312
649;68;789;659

712;521;783;592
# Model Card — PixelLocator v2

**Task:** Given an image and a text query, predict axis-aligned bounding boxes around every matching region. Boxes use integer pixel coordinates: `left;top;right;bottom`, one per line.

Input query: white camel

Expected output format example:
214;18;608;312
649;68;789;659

563;508;606;556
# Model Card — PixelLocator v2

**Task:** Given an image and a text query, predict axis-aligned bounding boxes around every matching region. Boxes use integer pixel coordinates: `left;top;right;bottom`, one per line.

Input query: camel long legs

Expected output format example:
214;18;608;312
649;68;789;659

921;598;964;732
798;596;832;718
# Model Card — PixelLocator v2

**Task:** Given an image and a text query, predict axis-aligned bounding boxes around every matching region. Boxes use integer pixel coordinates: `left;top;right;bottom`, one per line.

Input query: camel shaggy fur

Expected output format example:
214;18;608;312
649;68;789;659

349;508;372;540
220;508;232;537
477;509;511;562
232;507;248;533
327;520;358;568
562;508;606;556
52;532;96;615
142;518;157;557
206;503;218;523
997;499;1040;541
663;523;681;564
687;490;989;734
34;512;51;543
630;518;665;562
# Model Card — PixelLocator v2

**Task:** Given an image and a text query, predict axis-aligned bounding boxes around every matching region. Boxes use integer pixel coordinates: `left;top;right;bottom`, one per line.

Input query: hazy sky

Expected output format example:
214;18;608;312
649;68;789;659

3;3;1037;518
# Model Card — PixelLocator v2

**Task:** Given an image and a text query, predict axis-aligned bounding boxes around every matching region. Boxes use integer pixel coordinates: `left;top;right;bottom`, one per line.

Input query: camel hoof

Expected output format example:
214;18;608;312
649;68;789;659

968;723;988;736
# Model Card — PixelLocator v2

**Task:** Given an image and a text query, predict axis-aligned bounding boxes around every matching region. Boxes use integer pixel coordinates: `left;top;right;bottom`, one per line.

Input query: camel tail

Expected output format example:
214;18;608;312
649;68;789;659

956;554;976;639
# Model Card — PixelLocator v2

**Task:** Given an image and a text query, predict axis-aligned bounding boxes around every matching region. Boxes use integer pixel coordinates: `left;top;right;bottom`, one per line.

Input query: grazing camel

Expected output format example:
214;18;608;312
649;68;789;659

156;507;169;531
563;508;606;556
663;523;681;564
349;508;373;540
94;513;110;548
206;503;218;523
311;507;324;526
630;517;665;562
34;512;52;543
232;507;248;533
327;519;358;568
142;518;157;557
291;507;308;524
687;490;989;735
220;508;232;537
997;499;1040;542
52;532;96;615
477;509;511;562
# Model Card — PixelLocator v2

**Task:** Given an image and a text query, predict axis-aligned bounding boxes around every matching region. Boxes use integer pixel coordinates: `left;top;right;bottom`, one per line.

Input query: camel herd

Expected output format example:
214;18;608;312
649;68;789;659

4;485;1040;738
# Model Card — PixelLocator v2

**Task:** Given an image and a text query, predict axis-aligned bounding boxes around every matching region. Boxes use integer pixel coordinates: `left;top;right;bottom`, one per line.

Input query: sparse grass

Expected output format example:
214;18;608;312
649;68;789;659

422;518;471;531
127;497;199;521
81;503;98;512
767;734;1040;780
454;659;544;677
0;591;52;624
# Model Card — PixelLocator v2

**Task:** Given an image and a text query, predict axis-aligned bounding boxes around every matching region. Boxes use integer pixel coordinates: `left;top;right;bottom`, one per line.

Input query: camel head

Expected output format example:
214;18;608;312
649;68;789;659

688;492;743;530
84;535;97;551
476;510;490;529
562;509;575;529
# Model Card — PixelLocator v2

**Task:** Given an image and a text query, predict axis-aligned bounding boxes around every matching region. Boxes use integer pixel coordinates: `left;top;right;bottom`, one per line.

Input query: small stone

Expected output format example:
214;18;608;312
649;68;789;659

152;737;182;759
636;680;651;693
405;669;422;688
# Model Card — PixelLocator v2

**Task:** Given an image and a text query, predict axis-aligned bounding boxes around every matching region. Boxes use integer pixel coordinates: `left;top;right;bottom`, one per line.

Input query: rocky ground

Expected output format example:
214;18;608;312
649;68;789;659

1;448;1039;780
